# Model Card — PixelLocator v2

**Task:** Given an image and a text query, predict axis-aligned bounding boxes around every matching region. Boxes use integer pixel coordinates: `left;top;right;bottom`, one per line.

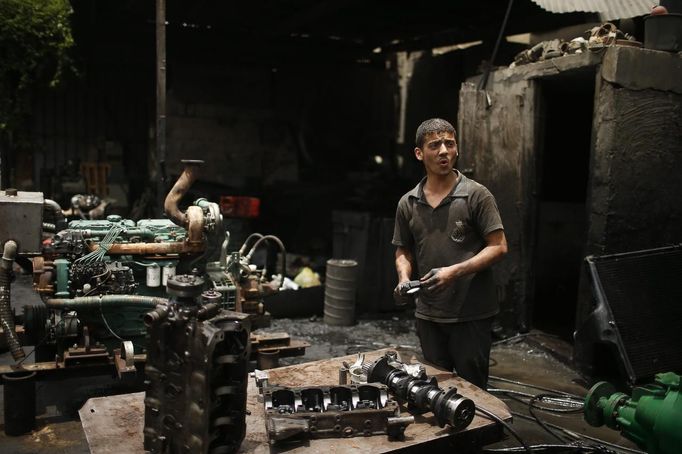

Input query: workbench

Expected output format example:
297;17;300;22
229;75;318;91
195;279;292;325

79;348;511;453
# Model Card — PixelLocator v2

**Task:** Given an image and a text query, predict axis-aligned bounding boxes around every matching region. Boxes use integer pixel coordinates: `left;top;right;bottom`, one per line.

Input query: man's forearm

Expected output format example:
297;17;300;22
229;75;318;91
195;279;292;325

444;230;507;281
449;244;505;278
395;247;414;283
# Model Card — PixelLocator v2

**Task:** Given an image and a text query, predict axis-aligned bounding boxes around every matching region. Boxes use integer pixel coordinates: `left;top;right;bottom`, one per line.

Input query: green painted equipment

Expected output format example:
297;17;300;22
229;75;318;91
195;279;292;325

584;372;682;454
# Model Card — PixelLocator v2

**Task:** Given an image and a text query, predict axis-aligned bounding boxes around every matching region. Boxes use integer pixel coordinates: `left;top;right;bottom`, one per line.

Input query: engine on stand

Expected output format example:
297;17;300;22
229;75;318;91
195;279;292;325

15;159;284;369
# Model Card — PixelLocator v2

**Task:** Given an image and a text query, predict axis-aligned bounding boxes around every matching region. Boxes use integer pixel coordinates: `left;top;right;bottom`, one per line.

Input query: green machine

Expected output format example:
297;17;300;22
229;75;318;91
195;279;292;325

584;372;682;454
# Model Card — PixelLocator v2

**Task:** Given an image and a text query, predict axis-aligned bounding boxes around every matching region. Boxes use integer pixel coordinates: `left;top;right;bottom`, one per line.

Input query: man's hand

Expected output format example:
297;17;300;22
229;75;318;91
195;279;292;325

420;267;456;294
393;281;413;306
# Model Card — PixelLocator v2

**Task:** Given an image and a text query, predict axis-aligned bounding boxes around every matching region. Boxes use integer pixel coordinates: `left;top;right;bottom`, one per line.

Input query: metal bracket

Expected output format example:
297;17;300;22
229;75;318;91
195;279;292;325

114;341;136;378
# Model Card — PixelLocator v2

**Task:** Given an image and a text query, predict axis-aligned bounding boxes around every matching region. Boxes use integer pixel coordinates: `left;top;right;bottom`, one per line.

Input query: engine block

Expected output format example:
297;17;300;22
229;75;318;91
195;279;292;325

144;275;251;454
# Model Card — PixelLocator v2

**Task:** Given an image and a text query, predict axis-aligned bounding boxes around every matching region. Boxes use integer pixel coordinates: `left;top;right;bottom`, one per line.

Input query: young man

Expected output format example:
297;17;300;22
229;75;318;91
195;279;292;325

392;118;507;389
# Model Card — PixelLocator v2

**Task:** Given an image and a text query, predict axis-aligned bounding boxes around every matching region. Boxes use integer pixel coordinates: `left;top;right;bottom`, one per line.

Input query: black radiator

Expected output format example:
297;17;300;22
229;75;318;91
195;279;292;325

574;244;682;385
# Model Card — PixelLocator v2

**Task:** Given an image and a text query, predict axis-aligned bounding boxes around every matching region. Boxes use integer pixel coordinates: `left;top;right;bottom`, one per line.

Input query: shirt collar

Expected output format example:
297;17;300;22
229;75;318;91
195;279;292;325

408;170;469;203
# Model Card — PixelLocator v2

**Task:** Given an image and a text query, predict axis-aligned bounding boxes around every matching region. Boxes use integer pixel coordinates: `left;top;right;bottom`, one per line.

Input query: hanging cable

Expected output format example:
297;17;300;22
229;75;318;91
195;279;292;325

478;0;515;91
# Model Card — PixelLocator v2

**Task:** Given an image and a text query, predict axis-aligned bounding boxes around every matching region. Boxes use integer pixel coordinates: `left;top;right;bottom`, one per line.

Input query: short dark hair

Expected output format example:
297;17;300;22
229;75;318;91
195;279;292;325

415;118;456;148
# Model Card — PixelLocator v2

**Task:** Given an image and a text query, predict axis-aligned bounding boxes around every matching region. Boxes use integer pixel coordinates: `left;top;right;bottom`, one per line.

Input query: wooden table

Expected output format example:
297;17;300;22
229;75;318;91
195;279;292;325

79;349;511;453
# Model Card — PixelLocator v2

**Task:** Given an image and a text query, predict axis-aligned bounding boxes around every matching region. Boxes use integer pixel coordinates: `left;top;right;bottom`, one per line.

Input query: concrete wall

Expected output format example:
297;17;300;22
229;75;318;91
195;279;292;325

458;47;682;333
587;47;682;255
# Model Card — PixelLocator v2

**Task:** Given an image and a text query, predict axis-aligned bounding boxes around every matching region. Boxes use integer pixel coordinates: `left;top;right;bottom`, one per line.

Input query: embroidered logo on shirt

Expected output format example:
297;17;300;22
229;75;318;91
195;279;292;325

450;221;467;243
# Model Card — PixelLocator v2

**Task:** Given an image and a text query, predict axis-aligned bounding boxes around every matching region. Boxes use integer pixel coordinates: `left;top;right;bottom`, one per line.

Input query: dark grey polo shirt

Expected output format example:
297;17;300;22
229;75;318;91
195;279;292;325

392;171;504;322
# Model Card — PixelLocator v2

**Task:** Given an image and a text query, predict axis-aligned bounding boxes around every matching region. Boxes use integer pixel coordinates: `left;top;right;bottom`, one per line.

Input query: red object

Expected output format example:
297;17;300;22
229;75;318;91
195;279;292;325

220;196;260;218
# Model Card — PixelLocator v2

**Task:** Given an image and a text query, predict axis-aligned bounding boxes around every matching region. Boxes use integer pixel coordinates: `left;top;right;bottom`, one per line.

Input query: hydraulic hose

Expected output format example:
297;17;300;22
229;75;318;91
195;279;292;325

246;235;286;281
0;240;24;361
239;233;264;256
46;295;168;310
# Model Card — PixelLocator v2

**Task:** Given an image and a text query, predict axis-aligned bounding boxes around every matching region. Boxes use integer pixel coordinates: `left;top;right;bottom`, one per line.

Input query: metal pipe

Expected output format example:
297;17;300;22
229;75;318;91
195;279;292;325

219;231;231;268
186;205;204;244
46;295;168;310
88;241;203;255
0;241;23;361
144;304;170;327
163;160;204;228
44;199;67;231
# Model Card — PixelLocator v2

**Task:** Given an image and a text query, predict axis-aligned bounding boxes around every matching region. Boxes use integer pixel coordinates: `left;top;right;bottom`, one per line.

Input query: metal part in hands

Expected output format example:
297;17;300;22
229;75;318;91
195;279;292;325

394;280;421;306
399;280;422;295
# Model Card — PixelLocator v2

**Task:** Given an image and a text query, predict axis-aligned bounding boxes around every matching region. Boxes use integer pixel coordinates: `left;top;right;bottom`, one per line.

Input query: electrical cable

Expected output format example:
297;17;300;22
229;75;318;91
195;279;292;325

75;225;123;264
492;333;529;346
492;332;562;346
489;388;580;444
490;386;641;454
493;389;574;445
509;411;645;454
528;394;572;444
489;375;584;400
482;444;606;453
83;268;113;296
488;388;536;399
476;404;532;454
489;388;584;413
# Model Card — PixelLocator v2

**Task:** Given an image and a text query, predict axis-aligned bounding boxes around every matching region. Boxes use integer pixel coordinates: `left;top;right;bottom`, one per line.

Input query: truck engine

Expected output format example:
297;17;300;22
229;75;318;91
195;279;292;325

10;160;282;368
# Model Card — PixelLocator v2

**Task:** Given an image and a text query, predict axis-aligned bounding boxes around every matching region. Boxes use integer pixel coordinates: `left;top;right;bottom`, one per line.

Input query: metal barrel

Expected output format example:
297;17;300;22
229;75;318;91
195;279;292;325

3;371;36;436
323;259;359;326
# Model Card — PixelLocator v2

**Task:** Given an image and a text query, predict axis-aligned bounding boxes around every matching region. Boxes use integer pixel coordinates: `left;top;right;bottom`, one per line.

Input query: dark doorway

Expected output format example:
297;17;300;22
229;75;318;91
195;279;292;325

531;72;595;341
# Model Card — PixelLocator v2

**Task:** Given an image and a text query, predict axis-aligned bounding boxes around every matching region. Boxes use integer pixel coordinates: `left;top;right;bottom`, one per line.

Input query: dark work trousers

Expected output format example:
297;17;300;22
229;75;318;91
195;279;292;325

415;317;494;389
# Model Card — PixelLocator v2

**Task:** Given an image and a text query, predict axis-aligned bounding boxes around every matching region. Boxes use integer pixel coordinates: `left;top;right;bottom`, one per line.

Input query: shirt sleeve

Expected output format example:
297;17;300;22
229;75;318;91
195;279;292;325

471;187;504;237
392;196;413;248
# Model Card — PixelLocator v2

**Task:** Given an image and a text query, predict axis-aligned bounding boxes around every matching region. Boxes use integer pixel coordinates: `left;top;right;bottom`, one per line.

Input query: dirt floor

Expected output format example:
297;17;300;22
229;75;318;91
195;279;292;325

0;275;643;453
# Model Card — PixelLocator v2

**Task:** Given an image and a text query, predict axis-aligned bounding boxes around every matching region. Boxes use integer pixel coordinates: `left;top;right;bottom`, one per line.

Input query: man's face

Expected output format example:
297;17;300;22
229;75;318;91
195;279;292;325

415;131;458;177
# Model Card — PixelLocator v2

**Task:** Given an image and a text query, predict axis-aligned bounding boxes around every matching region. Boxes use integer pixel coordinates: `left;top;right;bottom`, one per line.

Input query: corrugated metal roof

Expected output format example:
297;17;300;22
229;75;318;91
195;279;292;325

530;0;658;20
